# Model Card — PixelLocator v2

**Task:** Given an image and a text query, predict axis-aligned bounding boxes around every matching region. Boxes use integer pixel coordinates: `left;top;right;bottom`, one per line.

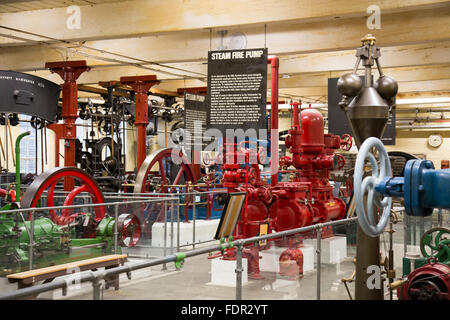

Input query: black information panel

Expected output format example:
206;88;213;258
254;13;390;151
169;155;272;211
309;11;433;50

184;92;208;151
328;77;396;145
207;48;268;134
0;71;60;122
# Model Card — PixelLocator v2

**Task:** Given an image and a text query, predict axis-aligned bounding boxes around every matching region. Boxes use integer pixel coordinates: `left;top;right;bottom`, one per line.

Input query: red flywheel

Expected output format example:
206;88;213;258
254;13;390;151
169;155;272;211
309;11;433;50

21;167;106;225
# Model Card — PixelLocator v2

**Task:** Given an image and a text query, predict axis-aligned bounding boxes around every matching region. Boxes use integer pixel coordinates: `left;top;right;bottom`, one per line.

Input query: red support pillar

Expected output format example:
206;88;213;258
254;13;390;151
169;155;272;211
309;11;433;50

268;56;279;186
120;75;160;172
46;123;63;167
45;60;90;190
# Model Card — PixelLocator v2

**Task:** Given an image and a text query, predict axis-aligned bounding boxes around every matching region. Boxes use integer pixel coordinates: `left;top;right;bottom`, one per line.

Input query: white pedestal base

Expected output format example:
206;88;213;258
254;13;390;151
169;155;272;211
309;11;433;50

151;219;220;247
381;244;421;270
304;236;347;264
209;258;248;287
259;245;315;273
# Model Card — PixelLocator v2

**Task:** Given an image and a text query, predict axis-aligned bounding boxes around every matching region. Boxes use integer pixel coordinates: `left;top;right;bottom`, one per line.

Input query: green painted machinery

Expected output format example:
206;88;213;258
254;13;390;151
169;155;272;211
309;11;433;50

0;213;118;275
0;131;141;275
402;226;450;277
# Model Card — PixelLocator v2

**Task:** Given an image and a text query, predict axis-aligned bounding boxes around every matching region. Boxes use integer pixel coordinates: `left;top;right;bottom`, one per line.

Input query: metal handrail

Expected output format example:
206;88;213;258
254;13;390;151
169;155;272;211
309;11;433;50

0;217;357;300
0;197;178;215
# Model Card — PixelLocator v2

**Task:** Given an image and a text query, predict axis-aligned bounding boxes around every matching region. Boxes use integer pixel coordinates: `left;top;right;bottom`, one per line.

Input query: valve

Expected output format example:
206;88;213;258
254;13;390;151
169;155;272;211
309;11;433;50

340;134;353;151
279;156;292;169
420;227;450;265
355;137;450;237
334;154;346;170
353;137;393;237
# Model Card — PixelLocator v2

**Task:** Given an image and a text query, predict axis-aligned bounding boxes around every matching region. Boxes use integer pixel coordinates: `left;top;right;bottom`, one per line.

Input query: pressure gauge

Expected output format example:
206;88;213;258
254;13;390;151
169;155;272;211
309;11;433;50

428;134;443;148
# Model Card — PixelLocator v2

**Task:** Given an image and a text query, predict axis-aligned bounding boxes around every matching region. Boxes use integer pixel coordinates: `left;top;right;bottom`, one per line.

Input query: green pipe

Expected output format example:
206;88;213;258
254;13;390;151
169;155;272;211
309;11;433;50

15;131;31;201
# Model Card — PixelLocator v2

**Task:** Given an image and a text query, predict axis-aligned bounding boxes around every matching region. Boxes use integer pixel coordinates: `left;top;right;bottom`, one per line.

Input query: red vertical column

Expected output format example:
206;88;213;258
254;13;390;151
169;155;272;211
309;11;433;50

268;56;279;186
45;60;90;190
120;75;160;172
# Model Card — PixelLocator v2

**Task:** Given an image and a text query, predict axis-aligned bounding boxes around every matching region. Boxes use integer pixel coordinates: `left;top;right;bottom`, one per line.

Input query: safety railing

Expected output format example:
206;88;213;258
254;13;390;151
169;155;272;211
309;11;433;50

0;216;358;300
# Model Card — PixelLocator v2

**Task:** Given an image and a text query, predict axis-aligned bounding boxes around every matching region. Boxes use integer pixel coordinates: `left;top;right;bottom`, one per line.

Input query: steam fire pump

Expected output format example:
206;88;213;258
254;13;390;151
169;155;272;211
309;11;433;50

216;103;352;278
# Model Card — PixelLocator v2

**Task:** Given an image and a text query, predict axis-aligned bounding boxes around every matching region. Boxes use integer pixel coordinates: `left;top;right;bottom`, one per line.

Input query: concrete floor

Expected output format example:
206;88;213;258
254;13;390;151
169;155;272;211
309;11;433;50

0;209;446;300
66;210;448;301
69;250;359;300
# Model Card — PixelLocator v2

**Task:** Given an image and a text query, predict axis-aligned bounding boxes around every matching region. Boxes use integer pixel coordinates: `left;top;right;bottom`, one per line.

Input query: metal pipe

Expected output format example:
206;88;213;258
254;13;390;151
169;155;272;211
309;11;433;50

28;211;35;270
365;66;372;87
237;218;357;246
170;200;174;254
5;113;8;173
388;221;394;301
316;228;322;300
0;197;177;215
235;244;243;300
177;199;180;253
163;201;168;270
396;107;450;113
404;212;408;262
15;131;31;199
397;124;450;130
396;116;450;122
92;278;102;300
50;189;227;196
192;197;196;249
70;242;107;250
268;55;279;186
114;204;119;254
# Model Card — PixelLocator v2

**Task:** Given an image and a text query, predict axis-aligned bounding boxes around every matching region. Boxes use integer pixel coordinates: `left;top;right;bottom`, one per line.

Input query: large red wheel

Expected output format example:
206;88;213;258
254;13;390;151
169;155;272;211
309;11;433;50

21;167;106;225
133;148;196;240
134;148;196;194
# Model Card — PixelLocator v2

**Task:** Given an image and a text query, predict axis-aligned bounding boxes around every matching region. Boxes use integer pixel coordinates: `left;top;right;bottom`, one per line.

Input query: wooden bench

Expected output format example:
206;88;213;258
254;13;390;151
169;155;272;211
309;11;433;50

7;254;127;297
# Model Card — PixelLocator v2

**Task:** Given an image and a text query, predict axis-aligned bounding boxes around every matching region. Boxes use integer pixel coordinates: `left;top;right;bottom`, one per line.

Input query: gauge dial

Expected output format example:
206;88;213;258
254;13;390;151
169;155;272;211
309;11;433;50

428;134;443;148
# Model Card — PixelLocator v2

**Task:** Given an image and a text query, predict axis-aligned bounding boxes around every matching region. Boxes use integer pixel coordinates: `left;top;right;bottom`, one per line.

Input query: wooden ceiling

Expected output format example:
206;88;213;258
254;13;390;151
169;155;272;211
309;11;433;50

0;0;448;110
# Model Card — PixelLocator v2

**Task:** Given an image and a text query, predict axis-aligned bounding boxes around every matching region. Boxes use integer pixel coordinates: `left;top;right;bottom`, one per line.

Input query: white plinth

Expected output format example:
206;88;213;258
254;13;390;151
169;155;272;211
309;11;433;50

151;219;220;247
381;244;421;270
301;246;315;272
304;236;347;264
259;245;315;273
210;258;248;286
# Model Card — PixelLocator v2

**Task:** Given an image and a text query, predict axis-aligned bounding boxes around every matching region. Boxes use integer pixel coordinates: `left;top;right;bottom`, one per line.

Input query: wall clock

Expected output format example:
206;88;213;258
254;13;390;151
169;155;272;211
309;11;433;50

428;134;443;148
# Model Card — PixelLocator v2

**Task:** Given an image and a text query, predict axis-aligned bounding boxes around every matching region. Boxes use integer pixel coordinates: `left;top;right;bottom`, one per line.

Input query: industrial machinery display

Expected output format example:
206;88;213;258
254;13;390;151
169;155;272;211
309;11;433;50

221;103;350;238
353;136;450;300
203;102;352;278
128;54;354;278
0;132;141;274
337;34;399;301
0;68;143;275
0;30;448;302
397;227;450;300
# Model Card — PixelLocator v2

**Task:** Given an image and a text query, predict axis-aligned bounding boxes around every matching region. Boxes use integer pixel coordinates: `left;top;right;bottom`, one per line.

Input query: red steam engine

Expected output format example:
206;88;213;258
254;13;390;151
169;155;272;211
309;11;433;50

223;103;350;238
217;103;351;278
